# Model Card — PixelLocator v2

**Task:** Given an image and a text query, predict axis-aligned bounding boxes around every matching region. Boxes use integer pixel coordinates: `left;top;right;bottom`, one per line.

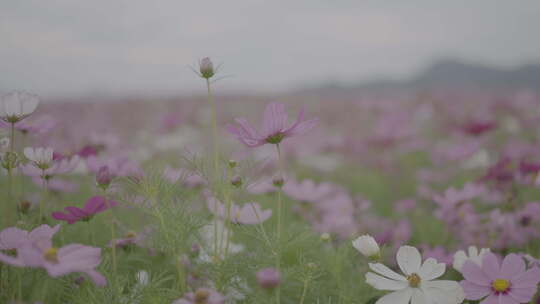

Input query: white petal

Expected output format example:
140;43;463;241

452;250;467;271
369;263;407;281
411;288;427;304
418;258;446;281
421;280;464;304
397;245;422;275
375;288;413;304
23;147;35;162
366;272;408;291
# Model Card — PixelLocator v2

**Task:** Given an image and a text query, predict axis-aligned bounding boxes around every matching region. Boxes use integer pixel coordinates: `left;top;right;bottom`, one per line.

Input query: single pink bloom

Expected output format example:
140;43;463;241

173;287;225;304
460;252;540;303
226;102;318;147
52;196;118;224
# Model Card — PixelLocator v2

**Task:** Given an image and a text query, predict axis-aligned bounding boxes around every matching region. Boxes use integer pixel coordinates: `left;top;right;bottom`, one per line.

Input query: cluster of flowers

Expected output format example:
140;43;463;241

353;235;540;304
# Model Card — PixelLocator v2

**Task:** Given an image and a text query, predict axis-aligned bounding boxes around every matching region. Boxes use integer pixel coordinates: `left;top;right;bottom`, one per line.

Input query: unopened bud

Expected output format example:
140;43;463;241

231;175;242;187
18;200;32;215
96;166;113;189
228;159;238;169
272;176;284;188
320;233;331;242
199;57;215;79
352;235;381;261
2;151;19;170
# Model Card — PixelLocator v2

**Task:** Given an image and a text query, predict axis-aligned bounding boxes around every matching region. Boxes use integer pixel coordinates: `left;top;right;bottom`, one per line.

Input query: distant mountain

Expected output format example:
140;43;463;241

299;59;540;95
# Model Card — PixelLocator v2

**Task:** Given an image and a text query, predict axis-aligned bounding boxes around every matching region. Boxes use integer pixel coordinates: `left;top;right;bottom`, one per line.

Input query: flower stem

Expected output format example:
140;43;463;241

206;77;222;261
275;143;283;304
5;122;15;225
39;172;48;223
103;190;118;284
299;278;310;304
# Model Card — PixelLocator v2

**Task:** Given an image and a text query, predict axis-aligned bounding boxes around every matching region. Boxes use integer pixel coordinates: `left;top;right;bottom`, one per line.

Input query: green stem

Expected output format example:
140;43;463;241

299;279;309;304
206;78;222;261
275;144;283;304
39;173;48;223
103;190;118;283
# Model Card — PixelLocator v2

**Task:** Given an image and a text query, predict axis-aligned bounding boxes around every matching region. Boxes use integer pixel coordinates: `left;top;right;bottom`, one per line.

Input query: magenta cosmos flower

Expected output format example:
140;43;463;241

52;196;118;224
226;102;318;147
460;252;540;303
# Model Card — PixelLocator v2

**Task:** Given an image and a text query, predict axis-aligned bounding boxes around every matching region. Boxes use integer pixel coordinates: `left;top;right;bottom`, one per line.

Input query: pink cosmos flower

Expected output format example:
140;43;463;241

52;196;118;224
282;178;337;203
19;242;106;286
226;102;318;147
460;252;540;303
206;197;272;225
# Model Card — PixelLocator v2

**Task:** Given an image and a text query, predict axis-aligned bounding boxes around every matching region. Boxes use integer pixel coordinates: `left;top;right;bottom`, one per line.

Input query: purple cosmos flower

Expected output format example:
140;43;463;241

21;153;79;179
460;252;540;303
52;196;118;224
226;102;318;147
206;197;272;225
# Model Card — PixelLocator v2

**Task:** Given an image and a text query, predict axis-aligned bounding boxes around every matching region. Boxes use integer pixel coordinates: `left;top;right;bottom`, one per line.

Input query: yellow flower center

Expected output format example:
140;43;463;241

125;231;137;238
43;247;59;263
492;279;510;293
407;273;421;288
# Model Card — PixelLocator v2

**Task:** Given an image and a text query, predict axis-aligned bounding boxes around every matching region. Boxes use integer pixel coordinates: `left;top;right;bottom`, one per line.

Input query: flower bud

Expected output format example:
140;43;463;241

228;159;238;169
352;235;380;260
199;57;215;79
231;175;242;187
18;200;32;215
96;166;113;189
256;268;281;289
320;232;331;242
2;151;19;170
272;176;284;188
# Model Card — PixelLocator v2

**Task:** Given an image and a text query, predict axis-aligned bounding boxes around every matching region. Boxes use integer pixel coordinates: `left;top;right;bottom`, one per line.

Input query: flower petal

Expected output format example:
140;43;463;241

460;280;491;300
375;288;412;304
397;245;422;275
422;280;465;304
461;260;491;286
365;272;408;291
499;253;525;280
368;263;407;281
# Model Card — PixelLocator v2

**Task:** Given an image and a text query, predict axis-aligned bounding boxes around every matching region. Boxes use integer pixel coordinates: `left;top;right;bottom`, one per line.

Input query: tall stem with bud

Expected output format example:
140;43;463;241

274;143;284;304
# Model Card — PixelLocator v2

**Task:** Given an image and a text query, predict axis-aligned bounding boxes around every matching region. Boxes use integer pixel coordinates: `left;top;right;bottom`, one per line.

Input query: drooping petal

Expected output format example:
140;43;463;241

368;263;407;281
85;269;107;287
365;272;408;291
51;212;79;224
284;117;319;137
397;245;422;275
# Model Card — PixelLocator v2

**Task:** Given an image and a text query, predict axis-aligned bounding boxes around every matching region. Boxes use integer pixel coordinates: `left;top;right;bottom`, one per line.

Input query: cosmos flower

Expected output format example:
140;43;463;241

282;178;337;203
22;151;79;178
24;147;54;170
460;252;540;303
226;102;318;147
206;197;272;225
453;246;491;273
365;245;464;304
52;196;118;224
0;91;40;123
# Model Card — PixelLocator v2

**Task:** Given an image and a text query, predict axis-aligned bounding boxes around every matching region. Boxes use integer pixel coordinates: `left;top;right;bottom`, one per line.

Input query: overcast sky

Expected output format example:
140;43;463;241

1;0;539;97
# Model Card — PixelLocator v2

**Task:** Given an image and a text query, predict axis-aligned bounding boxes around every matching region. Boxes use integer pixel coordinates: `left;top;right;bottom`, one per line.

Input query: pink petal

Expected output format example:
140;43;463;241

511;267;540;288
500;254;525;280
481;252;501;280
85;270;107;287
64;207;88;218
52;212;79;224
262;102;288;136
460;280;491;300
462;260;491;286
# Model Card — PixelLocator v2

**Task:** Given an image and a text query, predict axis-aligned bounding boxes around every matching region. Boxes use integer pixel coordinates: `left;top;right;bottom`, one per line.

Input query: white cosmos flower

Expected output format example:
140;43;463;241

366;245;464;304
452;246;490;272
0;91;40;123
352;235;380;259
24;147;54;170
